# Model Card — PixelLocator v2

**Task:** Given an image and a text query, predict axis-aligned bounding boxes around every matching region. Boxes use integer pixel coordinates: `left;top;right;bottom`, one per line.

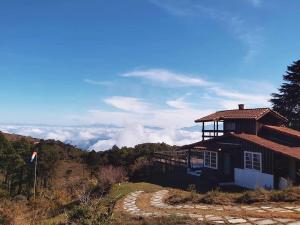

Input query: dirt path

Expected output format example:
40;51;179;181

118;189;300;225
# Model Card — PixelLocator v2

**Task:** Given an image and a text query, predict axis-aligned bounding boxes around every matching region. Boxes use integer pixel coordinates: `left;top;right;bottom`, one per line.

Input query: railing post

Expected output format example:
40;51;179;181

202;121;205;141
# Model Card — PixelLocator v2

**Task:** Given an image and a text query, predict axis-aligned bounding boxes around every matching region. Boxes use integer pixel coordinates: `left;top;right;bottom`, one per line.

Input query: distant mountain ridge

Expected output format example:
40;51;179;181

0;131;40;143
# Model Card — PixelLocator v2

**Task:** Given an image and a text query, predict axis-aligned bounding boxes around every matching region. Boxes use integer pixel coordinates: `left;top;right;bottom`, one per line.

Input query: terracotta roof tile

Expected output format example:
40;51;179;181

231;133;300;160
263;125;300;140
195;108;287;122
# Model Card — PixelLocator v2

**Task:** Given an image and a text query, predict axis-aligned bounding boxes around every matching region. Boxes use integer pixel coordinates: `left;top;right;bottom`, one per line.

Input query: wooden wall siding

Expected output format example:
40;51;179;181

235;139;274;174
296;160;300;184
273;153;300;186
258;113;286;127
224;119;257;135
260;128;300;147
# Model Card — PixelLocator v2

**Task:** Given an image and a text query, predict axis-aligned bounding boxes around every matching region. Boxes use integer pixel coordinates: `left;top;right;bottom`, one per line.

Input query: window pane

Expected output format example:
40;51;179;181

245;152;251;158
253;163;261;171
244;152;261;171
245;161;252;169
253;153;261;170
191;156;204;168
211;152;217;164
205;152;210;166
253;153;260;162
245;152;252;169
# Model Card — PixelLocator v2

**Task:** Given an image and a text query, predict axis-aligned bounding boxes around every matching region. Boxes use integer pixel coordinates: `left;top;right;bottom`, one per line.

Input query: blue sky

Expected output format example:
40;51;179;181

0;0;300;150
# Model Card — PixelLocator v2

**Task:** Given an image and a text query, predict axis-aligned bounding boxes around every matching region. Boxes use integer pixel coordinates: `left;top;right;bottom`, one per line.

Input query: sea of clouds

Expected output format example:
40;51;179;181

0;124;202;151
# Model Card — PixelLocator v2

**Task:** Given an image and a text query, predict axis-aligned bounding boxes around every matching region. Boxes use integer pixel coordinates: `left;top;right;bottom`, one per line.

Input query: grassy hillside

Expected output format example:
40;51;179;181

3;132;299;225
0;131;179;225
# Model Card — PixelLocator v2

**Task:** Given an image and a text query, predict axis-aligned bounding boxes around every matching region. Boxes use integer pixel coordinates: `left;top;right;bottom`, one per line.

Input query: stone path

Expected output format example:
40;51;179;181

123;190;300;225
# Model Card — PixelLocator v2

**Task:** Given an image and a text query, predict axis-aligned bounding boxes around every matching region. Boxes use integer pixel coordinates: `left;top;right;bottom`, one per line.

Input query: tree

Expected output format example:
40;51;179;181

271;60;300;130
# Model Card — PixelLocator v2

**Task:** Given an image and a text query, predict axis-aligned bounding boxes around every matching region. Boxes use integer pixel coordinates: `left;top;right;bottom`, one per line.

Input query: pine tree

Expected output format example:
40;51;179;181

271;60;300;130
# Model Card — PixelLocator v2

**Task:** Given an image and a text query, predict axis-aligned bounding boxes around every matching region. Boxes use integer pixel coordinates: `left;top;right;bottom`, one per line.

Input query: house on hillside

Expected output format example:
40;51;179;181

182;104;300;189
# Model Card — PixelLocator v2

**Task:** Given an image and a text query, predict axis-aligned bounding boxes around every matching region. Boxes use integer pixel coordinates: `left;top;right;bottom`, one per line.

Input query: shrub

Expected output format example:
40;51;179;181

129;157;153;179
0;203;14;225
270;189;299;202
95;166;127;196
67;205;93;225
199;188;231;205
0;215;9;225
0;189;9;199
187;184;197;193
236;188;267;204
166;194;193;205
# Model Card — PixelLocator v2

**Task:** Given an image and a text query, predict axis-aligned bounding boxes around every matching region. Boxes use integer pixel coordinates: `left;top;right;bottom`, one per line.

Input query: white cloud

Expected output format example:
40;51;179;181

82;105;211;130
0;124;202;152
166;94;192;109
121;68;271;107
104;96;150;113
1;67;273;151
166;98;189;109
89;124;202;151
122;69;209;87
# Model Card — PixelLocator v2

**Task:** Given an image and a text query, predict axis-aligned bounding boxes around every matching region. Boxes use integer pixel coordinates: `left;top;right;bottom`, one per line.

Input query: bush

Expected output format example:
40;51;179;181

129;157;153;179
270;189;299;202
199;189;231;205
0;215;8;225
95;166;127;195
236;188;267;204
0;203;14;225
166;194;194;205
67;205;93;225
0;189;9;199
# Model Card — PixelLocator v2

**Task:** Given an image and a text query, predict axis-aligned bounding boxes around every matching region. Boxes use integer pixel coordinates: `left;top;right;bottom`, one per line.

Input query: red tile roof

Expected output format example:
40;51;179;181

231;133;300;160
263;125;300;140
195;108;287;122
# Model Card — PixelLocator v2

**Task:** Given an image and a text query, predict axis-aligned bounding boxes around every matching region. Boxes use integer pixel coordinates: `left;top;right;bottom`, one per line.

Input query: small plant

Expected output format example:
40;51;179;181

0;215;7;225
166;193;193;205
270;188;299;202
187;184;197;193
200;188;230;205
187;184;197;199
67;205;93;225
64;169;73;181
236;188;267;204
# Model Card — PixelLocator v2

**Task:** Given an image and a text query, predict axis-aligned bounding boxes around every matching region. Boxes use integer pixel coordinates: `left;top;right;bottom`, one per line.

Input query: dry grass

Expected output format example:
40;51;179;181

167;186;300;206
134;190;300;221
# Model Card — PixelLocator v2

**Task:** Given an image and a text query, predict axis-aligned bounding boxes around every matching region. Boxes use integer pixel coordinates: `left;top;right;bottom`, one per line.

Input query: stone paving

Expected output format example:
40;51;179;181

123;190;300;225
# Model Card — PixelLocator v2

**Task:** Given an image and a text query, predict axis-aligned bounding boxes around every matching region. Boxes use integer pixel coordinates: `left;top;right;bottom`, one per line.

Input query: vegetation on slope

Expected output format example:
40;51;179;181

0;132;178;224
166;186;300;206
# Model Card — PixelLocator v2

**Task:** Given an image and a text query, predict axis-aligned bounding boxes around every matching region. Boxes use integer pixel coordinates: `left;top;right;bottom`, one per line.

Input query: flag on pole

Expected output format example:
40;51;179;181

31;151;37;163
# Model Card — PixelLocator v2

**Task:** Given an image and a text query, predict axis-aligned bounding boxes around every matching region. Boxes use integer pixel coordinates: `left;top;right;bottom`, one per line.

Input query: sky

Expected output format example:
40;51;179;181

0;0;300;151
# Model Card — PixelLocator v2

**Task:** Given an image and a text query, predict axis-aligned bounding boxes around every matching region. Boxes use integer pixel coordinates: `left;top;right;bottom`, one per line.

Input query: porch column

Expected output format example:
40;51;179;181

289;158;296;182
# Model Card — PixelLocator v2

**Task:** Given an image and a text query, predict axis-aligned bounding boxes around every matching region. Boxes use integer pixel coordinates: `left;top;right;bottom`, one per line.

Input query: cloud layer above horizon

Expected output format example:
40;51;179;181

0;68;274;151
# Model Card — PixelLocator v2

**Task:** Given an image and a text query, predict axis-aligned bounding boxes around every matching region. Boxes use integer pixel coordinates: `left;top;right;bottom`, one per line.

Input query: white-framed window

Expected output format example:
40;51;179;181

244;151;262;171
204;151;218;169
190;152;204;168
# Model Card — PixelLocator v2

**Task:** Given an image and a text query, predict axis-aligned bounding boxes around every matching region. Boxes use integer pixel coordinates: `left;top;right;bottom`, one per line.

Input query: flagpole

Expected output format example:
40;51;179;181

33;141;39;200
33;152;37;200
